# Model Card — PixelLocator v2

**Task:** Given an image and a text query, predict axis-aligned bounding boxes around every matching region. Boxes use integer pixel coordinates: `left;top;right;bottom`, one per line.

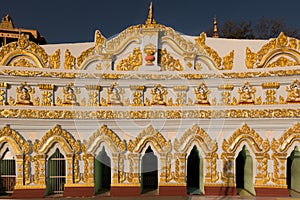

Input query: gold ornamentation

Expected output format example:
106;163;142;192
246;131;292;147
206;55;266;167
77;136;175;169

262;82;280;89
238;82;256;104
222;50;234;70
62;83;80;106
64;49;76;69
246;32;300;68
128;125;171;153
159;48;183;71
222;124;270;185
107;82;123;105
174;124;218;183
151;84;167;105
16;82;34;105
17;34;29;49
271;123;300;185
194;82;210;105
264;89;278;105
85;85;101;106
116;48;142;70
286;80;300;103
130;91;144;106
9;58;36;68
143;2;156;28
174;91;186;106
86;124;126;153
38;84;55;106
33;124;81;154
95;30;106;53
49;49;60;69
76;47;94;68
144;43;156;65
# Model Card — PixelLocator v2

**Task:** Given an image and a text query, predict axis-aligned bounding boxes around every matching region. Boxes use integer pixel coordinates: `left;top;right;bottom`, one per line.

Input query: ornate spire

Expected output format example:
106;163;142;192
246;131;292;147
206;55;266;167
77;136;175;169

145;1;156;26
213;16;219;38
0;14;14;29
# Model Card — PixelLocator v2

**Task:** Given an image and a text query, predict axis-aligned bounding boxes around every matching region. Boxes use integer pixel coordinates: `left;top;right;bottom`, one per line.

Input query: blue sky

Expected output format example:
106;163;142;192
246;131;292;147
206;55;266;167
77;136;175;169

1;0;299;43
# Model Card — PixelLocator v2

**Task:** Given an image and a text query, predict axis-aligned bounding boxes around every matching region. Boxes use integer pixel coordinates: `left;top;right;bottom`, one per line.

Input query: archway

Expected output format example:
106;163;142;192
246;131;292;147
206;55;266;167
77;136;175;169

187;146;202;194
94;147;111;195
0;148;15;195
141;146;158;194
235;145;255;196
287;146;300;195
46;148;66;196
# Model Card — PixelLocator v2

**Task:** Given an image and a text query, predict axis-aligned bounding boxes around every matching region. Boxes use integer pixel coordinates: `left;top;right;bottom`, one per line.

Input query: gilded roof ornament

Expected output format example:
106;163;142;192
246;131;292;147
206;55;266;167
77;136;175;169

0;14;14;29
246;32;300;68
95;30;106;53
145;1;156;27
213;16;219;38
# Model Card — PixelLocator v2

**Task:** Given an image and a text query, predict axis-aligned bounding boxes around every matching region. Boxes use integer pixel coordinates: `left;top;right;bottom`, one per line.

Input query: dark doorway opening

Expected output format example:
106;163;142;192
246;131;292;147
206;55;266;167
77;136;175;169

187;146;200;194
94;147;111;195
141;146;158;194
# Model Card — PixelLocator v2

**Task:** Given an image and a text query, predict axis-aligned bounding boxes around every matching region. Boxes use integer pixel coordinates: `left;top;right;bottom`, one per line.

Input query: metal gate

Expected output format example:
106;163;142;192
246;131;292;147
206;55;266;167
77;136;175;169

0;149;16;195
47;149;66;195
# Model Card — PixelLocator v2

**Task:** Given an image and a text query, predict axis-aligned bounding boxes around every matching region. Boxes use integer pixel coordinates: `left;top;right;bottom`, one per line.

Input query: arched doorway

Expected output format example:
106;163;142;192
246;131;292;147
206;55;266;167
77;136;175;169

0;148;15;195
235;145;255;196
46;148;66;196
141;146;158;194
287;146;300;196
94;147;111;195
187;146;201;194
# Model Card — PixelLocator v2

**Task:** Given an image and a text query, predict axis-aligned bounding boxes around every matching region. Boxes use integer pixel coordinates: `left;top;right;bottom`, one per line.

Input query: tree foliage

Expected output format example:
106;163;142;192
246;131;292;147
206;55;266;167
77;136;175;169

207;17;300;39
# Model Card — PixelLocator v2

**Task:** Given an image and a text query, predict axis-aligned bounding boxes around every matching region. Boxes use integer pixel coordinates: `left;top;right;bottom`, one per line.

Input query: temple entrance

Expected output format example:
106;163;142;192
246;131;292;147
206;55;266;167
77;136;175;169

46;149;66;196
235;145;255;196
0;148;15;195
94;147;111;195
141;146;158;194
287;146;300;196
187;146;201;194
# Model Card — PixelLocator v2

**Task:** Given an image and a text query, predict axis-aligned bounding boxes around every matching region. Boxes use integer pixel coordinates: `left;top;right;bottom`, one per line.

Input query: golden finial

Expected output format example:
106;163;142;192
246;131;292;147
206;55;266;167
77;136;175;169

213;16;219;38
145;1;156;25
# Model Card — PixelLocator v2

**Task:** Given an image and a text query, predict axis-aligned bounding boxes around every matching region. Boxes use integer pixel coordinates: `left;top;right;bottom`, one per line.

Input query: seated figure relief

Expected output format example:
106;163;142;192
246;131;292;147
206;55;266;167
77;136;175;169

151;84;167;105
16;83;34;105
238;82;255;104
286;80;300;103
194;83;210;105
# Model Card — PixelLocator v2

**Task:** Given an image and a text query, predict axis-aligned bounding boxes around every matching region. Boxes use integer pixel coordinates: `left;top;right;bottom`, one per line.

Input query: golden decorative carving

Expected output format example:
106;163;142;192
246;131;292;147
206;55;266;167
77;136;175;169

38;84;54;106
130;91;144;106
85;85;101;106
174;91;186;106
116;48;142;70
143;2;156;28
271;123;300;185
95;30;106;53
16;82;34;105
64;49;76;70
33;124;81;154
174;124;218;183
62;83;80;106
218;84;234;90
0;108;300;119
195;32;233;70
151;84;167;105
86;124;126;153
128;125;171;153
238;82;256;104
9;58;36;68
159;48;183;71
76;47;94;68
264;89;278;105
144;43;156;65
17;34;29;49
262;82;280;89
107;82;123;105
194;82;210;105
222;50;234;70
286;80;300;103
246;32;300;68
222;124;270;185
49;49;60;69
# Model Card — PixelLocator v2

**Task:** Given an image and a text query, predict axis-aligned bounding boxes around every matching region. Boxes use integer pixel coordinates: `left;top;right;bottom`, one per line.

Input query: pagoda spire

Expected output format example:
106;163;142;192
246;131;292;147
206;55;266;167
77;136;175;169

213;16;219;38
145;1;156;25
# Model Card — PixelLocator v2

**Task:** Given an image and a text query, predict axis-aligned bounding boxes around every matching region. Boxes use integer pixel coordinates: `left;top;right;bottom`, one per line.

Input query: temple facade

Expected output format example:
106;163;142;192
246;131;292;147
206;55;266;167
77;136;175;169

0;4;300;198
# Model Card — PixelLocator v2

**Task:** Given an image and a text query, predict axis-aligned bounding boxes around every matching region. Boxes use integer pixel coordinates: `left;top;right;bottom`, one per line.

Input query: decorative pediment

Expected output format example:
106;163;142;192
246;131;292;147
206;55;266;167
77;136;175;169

222;123;270;153
174;124;217;153
85;124;126;153
33;124;80;154
0;34;60;68
0;125;30;155
128;125;171;154
271;123;300;153
246;32;300;68
195;32;234;70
